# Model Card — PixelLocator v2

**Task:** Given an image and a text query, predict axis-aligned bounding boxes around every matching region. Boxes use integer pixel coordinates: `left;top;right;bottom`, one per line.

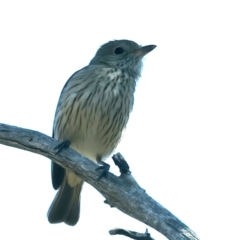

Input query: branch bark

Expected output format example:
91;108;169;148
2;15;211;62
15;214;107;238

0;123;199;240
109;228;155;240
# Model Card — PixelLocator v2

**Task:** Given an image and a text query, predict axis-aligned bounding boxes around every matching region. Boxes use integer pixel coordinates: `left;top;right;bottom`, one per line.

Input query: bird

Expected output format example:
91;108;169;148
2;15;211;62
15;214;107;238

47;39;156;226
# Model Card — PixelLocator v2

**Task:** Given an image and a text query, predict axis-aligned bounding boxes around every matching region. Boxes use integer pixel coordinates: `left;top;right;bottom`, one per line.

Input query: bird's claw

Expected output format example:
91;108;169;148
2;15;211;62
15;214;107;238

54;140;71;155
96;162;110;180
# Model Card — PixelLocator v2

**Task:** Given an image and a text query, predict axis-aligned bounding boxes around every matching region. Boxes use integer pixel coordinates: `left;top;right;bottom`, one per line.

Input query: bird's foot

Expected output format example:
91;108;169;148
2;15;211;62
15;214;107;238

54;139;71;155
96;161;110;180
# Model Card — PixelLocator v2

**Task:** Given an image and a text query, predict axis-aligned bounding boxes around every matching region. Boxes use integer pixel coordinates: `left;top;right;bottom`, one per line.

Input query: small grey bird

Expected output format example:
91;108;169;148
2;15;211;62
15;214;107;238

47;40;156;226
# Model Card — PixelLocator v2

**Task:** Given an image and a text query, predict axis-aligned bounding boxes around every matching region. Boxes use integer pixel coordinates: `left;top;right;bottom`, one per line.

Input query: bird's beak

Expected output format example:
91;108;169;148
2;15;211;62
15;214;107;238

132;45;156;58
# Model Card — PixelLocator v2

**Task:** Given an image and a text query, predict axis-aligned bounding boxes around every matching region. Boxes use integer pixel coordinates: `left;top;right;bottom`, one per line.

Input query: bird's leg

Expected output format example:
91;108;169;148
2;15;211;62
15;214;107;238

112;152;131;174
54;139;71;155
96;156;110;180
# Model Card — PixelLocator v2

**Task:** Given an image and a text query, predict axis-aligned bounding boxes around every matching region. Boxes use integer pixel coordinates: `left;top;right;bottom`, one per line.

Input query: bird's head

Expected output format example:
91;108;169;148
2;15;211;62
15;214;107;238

90;40;156;77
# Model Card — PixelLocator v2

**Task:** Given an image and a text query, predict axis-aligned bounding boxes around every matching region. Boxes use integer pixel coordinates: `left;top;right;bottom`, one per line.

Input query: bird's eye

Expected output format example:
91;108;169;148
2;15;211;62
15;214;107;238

114;47;124;55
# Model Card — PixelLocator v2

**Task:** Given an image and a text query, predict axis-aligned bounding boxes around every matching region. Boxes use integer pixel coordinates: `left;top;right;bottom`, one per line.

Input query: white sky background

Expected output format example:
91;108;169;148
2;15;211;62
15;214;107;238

0;1;239;239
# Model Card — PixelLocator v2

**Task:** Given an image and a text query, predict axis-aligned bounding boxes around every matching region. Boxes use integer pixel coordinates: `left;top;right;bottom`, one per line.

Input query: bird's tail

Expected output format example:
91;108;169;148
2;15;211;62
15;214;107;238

47;172;83;226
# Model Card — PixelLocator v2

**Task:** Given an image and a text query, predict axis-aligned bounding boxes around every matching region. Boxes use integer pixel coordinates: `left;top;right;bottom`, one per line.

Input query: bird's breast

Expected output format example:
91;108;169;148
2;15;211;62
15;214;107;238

54;72;135;161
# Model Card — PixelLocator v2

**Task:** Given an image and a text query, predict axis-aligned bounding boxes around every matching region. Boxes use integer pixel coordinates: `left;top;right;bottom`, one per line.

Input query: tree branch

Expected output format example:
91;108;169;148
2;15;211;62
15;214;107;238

0;123;199;240
109;228;155;240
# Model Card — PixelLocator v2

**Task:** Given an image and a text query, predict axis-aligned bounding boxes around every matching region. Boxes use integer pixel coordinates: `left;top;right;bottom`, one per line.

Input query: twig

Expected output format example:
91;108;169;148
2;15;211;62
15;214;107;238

109;228;154;240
